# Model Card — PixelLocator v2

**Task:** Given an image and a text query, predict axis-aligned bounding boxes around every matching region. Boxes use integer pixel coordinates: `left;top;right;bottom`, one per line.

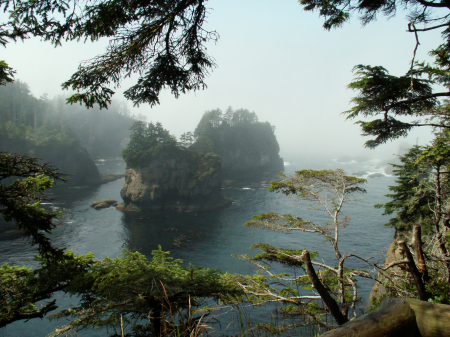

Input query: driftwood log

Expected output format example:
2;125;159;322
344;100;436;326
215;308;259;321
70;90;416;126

319;297;450;337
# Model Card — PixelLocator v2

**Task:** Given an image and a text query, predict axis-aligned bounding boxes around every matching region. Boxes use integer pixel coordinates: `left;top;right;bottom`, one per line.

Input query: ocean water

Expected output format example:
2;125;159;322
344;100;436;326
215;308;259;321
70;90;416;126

0;156;396;337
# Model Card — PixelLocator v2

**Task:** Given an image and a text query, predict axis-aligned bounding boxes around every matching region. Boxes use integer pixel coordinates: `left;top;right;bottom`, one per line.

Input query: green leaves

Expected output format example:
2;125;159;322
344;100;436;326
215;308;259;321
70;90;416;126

344;65;437;147
50;248;242;336
0;154;67;257
121;121;180;167
0;251;93;328
0;61;14;85
1;0;217;108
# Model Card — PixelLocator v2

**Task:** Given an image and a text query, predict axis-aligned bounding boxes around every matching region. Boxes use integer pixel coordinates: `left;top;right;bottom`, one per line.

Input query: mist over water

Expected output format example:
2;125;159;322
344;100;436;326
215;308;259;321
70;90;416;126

0;156;395;336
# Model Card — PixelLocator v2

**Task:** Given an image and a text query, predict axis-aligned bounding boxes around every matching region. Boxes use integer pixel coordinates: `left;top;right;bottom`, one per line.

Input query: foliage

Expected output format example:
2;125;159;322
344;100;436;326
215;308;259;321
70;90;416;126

49;247;242;336
0;81;79;147
375;145;434;231
192;108;280;177
0;152;235;335
0;153;67;257
0;153;97;327
179;131;195;148
0;60;14;85
298;0;450;147
1;0;217;108
121;121;180;167
0;251;94;328
372;132;450;307
234;169;370;332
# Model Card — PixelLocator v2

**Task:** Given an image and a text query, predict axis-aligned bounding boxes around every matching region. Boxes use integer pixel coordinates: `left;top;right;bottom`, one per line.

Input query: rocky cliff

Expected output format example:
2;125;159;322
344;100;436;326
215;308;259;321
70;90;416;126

117;152;230;212
194;109;284;180
0;137;102;186
217;122;284;180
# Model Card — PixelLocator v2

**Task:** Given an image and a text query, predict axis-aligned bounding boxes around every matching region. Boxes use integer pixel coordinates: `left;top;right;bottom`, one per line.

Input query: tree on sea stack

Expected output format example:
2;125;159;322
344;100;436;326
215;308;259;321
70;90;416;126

121;121;180;167
234;169;371;333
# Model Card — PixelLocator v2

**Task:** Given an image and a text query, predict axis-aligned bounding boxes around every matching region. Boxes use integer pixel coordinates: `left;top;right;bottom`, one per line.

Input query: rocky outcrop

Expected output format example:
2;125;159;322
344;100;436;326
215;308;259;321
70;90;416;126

35;144;102;185
220;147;284;180
0;138;102;186
117;153;231;212
194;120;284;180
91;199;118;210
217;122;284;180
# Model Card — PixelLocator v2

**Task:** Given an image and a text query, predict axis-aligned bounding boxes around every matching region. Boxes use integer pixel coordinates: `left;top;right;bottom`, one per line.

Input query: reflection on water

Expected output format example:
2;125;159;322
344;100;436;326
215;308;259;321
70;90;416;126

0;158;396;336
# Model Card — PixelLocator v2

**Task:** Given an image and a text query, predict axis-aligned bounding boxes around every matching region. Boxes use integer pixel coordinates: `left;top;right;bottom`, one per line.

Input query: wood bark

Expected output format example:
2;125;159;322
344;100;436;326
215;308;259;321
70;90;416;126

409;225;429;282
318;297;450;337
406;298;450;337
398;240;429;301
301;250;348;326
318;297;420;337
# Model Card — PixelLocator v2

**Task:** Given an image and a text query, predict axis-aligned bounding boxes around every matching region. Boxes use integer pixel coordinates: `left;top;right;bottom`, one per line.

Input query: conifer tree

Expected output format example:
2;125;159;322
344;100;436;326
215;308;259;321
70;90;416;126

235;169;369;332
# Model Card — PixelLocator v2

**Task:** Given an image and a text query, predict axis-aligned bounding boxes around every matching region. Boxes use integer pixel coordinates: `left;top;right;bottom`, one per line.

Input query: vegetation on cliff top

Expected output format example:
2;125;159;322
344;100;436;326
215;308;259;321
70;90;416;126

121;121;180;167
193;107;280;156
121;121;221;190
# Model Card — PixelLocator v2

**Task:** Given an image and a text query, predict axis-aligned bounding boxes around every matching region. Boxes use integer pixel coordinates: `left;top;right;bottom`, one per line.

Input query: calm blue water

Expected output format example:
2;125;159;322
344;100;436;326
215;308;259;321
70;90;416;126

0;156;395;337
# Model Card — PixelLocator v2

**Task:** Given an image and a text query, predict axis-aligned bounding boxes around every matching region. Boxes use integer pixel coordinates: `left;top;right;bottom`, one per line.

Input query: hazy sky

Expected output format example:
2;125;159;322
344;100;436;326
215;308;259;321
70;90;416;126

1;1;444;160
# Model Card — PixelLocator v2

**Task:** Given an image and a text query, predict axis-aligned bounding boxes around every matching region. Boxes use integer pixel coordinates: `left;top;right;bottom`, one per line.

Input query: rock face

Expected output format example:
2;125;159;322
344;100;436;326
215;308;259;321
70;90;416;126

118;153;231;212
0;138;102;185
220;146;284;180
35;144;102;185
91;199;118;210
194;120;284;180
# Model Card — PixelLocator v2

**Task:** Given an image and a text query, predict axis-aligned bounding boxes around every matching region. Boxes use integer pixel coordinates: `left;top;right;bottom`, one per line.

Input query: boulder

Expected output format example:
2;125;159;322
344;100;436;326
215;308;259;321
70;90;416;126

91;199;118;210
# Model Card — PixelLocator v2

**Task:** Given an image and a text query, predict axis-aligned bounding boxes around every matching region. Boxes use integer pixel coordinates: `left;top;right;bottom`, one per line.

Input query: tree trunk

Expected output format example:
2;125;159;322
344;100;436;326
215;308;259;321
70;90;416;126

318;297;420;337
319;297;450;337
301;250;348;325
409;225;429;282
398;240;429;301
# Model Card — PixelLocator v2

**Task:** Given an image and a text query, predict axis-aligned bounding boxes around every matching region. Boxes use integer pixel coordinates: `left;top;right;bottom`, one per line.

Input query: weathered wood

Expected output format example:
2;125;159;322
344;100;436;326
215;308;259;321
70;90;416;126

410;225;428;281
406;298;450;337
398;240;429;301
318;298;421;337
301;250;348;326
319;297;450;337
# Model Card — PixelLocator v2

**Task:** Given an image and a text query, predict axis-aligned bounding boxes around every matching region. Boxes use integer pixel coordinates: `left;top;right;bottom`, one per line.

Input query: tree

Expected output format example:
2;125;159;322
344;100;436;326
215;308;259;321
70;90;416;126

234;169;370;332
0;154;242;335
369;134;450;304
1;0;217;108
49;247;242;337
121;121;180;167
0;154;94;327
0;61;14;86
375;145;434;232
298;0;450;147
179;131;195;148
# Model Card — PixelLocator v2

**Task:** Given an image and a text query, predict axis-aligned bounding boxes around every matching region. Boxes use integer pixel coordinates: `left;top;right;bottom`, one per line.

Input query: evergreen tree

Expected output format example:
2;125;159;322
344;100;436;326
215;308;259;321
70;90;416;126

1;0;216;108
375;145;434;232
121;121;180;167
235;170;369;332
0;154;94;327
49;247;242;336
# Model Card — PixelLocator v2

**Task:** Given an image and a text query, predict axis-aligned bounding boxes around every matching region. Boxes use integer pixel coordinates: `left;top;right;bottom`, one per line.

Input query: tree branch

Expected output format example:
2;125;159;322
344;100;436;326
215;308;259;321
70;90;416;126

301;250;348;325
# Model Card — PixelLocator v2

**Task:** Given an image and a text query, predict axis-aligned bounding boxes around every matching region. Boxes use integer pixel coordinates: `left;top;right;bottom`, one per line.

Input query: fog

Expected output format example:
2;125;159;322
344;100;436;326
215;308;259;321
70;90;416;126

1;0;441;162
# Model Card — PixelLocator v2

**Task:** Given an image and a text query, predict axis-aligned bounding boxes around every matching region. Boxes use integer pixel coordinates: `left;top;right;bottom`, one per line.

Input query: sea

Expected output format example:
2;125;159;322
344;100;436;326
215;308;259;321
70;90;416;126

0;155;396;337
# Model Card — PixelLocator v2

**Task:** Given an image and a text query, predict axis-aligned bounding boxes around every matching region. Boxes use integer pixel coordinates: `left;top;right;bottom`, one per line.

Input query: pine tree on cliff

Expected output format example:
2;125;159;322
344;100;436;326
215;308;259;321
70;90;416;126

121;121;179;167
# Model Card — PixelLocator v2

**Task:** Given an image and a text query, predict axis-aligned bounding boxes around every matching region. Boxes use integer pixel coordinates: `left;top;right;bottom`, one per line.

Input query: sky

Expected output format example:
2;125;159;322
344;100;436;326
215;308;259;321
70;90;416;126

1;0;445;161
